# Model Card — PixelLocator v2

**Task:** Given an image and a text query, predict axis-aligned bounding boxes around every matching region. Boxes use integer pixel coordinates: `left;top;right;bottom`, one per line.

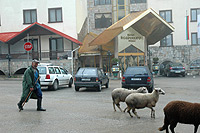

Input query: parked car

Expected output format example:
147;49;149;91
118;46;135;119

37;64;73;90
163;62;185;77
74;67;109;92
122;66;154;92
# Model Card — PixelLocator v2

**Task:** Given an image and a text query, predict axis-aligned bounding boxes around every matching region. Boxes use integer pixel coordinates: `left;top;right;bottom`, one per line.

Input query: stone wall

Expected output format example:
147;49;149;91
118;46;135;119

78;18;89;42
149;45;200;72
0;59;72;76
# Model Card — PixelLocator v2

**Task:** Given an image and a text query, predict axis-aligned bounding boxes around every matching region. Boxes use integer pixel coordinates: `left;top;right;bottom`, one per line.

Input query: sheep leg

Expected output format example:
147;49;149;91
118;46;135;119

113;102;116;111
132;109;140;119
116;103;123;112
148;107;155;118
194;124;199;133
158;116;169;133
126;107;133;117
169;121;177;133
123;107;128;112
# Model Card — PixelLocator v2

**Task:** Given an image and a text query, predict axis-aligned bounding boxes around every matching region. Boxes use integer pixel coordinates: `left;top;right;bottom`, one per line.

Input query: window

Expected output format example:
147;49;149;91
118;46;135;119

130;0;146;4
94;0;111;5
160;34;173;47
54;67;61;74
23;9;37;24
191;8;200;22
49;37;63;59
191;33;200;45
48;8;62;23
48;67;55;74
95;13;112;28
118;0;125;20
159;10;172;23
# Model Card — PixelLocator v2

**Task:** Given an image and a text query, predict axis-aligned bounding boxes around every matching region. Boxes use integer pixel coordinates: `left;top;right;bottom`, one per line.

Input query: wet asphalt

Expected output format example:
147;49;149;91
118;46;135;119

0;75;200;133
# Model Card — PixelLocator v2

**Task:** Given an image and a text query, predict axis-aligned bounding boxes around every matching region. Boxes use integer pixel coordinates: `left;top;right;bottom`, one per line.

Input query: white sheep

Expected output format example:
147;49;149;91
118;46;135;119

124;88;165;118
111;87;148;112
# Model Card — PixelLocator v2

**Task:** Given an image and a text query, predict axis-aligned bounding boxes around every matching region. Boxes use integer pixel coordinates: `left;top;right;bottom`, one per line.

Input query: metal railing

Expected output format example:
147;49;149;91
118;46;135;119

0;51;72;60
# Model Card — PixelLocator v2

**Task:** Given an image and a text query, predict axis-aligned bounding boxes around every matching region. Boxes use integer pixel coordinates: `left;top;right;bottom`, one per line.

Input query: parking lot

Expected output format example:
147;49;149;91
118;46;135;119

0;76;200;133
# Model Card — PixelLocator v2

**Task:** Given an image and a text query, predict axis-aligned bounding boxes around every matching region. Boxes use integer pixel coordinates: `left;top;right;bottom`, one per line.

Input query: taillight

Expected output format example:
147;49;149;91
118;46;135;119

183;67;185;69
46;74;50;79
96;77;99;82
147;77;151;82
122;77;125;82
74;77;76;82
170;67;172;70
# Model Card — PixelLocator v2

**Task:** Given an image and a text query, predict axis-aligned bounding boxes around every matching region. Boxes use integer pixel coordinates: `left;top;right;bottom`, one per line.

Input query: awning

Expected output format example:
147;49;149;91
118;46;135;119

89;8;174;46
0;22;82;45
79;32;99;54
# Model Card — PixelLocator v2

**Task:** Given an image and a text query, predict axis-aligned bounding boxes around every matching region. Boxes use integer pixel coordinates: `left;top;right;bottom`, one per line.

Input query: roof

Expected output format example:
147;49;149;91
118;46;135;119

0;22;82;45
79;32;99;54
0;32;19;42
89;8;174;46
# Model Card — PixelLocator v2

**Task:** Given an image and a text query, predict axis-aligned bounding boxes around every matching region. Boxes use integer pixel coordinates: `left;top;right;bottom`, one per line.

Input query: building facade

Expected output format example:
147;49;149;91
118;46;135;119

83;0;200;74
80;0;149;73
148;0;200;72
0;0;87;76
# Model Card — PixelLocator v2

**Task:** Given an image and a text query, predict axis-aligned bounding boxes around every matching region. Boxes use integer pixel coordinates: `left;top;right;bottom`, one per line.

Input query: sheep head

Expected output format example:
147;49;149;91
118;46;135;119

138;87;148;93
154;88;165;95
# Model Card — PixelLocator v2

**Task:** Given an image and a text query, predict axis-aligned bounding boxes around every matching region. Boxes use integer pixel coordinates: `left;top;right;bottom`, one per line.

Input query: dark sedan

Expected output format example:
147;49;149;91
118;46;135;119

74;67;109;92
122;66;154;92
163;62;185;77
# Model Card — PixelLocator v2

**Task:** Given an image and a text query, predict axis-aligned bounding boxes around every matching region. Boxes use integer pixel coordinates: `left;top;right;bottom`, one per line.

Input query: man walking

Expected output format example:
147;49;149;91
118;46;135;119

17;59;46;111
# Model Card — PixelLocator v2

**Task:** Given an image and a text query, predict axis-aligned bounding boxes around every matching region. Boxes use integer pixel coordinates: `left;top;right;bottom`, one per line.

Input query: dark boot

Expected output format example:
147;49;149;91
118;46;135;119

17;100;24;110
37;98;46;111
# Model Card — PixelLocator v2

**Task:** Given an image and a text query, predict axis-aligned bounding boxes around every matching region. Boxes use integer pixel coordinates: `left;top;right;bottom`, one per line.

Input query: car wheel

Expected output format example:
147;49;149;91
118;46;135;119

105;81;109;88
68;78;73;88
52;80;58;91
75;86;79;91
182;74;185;77
97;84;102;92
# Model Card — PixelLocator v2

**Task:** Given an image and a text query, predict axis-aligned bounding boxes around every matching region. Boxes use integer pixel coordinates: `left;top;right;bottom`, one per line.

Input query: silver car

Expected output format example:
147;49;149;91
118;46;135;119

37;64;73;90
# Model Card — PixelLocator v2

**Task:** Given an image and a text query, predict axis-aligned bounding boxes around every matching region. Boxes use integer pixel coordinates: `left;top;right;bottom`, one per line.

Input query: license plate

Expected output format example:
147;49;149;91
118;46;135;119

131;78;141;81
82;79;91;81
175;71;181;73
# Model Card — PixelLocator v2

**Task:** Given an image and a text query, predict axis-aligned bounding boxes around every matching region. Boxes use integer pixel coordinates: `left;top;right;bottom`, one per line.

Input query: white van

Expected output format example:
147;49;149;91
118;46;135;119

37;64;73;90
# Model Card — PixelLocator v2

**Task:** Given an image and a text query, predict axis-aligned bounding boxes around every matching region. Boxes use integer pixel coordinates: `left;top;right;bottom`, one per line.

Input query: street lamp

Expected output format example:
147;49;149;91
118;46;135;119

107;51;112;76
6;54;12;78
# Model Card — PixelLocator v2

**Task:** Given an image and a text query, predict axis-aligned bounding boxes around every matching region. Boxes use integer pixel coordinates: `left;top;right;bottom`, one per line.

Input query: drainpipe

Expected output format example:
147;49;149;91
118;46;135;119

71;46;80;76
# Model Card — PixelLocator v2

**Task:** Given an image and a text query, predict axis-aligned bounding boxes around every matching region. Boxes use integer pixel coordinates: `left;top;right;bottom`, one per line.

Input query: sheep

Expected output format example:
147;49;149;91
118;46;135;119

159;100;200;133
111;87;148;112
124;88;165;118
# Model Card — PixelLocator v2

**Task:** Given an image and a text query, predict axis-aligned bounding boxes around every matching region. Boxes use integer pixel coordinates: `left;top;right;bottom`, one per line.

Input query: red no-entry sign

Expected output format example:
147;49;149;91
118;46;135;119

24;42;33;51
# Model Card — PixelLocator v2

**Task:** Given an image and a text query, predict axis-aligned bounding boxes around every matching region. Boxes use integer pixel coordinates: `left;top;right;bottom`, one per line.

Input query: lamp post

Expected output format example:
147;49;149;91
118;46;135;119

107;51;112;76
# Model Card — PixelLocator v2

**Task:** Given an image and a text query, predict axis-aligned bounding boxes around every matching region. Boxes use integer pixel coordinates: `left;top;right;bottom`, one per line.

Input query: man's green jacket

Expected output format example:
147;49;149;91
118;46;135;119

21;66;39;101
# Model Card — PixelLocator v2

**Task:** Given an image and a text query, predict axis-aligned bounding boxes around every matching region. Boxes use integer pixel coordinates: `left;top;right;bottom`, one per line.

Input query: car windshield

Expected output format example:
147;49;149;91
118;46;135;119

125;67;148;75
171;63;183;67
38;67;46;74
76;68;97;76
